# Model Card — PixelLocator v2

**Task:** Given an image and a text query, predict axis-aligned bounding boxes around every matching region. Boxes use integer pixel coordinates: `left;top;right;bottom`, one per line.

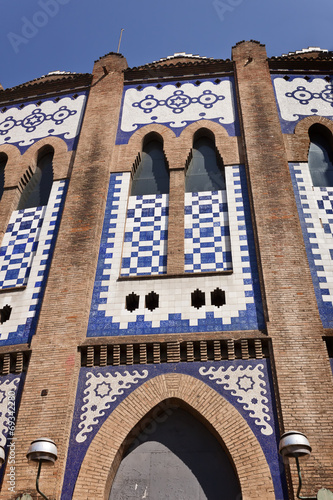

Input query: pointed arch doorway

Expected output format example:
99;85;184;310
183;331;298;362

109;403;241;500
72;373;275;500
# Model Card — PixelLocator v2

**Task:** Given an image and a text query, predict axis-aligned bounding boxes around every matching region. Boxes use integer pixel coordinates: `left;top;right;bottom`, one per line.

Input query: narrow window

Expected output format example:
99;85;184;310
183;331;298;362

18;149;54;210
308;127;333;187
186;136;225;193
131;140;169;196
0;153;7;202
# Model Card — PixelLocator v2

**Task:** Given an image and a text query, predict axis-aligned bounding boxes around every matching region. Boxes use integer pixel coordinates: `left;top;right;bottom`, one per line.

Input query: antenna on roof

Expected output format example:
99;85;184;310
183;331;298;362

117;29;124;53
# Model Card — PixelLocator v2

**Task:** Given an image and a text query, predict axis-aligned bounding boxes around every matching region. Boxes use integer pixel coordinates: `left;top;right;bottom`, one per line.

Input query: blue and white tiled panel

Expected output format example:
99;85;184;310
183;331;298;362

272;75;333;133
0;207;45;289
0;91;87;154
62;360;287;500
87;167;264;336
0;180;67;345
120;194;168;276
184;190;232;272
290;162;333;327
116;77;240;144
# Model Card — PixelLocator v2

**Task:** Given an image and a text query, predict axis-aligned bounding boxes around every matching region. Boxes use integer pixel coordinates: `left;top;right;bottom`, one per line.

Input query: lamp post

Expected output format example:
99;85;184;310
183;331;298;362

26;438;57;500
279;431;333;500
0;445;5;467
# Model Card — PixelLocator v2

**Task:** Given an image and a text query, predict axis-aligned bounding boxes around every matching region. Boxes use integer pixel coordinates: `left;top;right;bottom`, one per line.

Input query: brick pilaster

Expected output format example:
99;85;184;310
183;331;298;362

233;40;333;496
167;169;185;274
1;53;128;499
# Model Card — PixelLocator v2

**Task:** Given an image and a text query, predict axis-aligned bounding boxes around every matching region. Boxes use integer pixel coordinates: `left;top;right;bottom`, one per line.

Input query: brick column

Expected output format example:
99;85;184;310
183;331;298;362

167;168;185;274
1;54;128;499
233;41;333;496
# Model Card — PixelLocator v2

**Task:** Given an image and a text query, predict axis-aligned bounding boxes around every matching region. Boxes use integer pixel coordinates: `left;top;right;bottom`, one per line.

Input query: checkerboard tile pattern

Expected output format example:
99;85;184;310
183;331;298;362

0;180;67;344
87;167;264;337
0;207;45;289
121;195;168;276
290;162;333;327
184;190;232;272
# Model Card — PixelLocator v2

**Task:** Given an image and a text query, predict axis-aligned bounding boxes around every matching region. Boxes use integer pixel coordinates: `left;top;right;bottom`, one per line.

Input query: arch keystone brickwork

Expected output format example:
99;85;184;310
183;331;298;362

72;373;275;500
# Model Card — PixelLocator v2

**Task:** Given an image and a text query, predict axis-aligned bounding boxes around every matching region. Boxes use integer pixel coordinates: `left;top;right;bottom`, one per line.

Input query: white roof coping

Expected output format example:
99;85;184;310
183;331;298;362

281;47;328;56
41;70;76;77
151;52;207;64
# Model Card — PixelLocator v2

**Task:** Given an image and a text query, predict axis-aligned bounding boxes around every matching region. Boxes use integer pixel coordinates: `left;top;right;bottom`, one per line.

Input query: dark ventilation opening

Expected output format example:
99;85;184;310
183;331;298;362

211;288;226;307
145;291;159;311
191;289;205;309
0;305;12;324
126;293;140;312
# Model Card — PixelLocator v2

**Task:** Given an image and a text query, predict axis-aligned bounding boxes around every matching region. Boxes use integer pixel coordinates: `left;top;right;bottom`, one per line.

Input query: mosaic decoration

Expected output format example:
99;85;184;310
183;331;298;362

76;370;149;443
121;194;168;276
116;78;240;144
184;190;232;272
87;167;264;336
62;360;287;500
0;180;68;345
290;162;333;327
199;363;272;435
0;92;87;153
0;207;45;289
272;75;333;133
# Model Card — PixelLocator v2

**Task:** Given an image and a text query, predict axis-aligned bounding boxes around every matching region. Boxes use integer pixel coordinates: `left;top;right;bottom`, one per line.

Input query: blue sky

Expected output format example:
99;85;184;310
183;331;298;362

1;0;333;89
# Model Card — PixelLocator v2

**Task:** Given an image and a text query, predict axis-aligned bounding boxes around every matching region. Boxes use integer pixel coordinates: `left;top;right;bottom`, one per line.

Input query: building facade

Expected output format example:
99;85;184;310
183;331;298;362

0;40;332;499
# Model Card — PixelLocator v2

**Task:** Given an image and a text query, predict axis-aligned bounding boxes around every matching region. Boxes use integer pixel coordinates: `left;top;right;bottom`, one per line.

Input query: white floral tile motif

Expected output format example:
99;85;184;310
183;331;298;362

76;370;149;443
199;363;273;435
120;80;236;133
0;94;87;152
273;75;333;133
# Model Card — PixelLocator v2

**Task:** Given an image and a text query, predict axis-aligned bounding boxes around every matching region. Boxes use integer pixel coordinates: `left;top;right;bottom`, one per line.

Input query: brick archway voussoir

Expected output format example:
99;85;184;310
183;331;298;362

72;373;275;500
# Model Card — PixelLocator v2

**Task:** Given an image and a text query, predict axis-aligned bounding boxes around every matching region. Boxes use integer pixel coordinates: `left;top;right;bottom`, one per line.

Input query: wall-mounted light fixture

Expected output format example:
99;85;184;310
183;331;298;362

27;438;57;500
279;431;333;500
0;445;5;466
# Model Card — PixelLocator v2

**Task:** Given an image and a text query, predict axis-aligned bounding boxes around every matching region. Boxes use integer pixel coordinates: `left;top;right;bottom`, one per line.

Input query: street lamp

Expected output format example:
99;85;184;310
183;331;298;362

27;438;57;500
279;431;333;500
0;445;5;466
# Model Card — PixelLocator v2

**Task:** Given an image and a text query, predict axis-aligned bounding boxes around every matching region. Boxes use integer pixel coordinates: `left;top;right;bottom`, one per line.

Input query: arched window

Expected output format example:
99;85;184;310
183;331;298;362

308;126;333;187
131;139;169;196
186;135;225;193
18;149;54;210
0;153;7;202
109;407;241;500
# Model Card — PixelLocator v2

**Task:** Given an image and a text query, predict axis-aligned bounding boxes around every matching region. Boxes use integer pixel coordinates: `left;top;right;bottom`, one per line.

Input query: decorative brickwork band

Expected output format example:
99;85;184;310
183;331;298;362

80;338;269;367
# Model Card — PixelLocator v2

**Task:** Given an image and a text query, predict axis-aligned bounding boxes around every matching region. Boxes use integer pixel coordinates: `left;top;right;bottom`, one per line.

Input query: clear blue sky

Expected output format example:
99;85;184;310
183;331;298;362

1;0;332;89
